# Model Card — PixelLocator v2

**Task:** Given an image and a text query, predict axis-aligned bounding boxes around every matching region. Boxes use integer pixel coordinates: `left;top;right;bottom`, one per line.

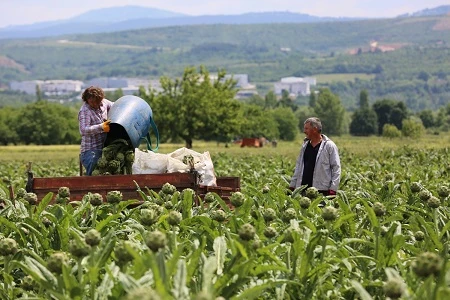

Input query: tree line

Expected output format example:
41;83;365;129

0;66;449;147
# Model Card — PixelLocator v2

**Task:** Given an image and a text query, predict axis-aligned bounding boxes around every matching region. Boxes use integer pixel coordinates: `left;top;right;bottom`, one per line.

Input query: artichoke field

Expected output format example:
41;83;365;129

0;146;449;299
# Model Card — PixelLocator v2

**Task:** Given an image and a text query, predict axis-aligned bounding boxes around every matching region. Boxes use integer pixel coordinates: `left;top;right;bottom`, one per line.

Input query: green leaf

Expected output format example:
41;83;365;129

36;192;53;217
351;280;374;300
213;236;227;275
172;259;189;300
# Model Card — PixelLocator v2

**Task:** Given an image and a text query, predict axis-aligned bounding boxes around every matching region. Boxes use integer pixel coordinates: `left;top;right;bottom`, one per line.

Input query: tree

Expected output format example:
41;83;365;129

373;99;408;134
270;107;298;141
313;88;345;136
0;107;20;145
382;124;401;138
359;90;369;109
142;66;240;148
15;101;79;145
349;108;378;136
237;104;279;140
264;91;278;109
418;109;435;128
402;117;425;138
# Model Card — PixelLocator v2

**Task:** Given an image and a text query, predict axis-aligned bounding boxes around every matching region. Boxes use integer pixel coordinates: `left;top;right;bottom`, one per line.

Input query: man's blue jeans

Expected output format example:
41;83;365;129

80;150;102;176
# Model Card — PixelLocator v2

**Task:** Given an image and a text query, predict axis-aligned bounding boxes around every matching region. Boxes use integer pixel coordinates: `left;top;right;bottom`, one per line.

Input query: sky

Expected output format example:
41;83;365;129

1;0;449;29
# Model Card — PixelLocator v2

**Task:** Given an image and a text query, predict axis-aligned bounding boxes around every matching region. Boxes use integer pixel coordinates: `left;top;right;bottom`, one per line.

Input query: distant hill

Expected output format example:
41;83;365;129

1;5;449;40
0;6;360;39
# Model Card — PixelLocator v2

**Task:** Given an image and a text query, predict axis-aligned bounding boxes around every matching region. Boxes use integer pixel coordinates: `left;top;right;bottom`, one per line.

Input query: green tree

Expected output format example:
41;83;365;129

417;109;435;128
264;91;278;109
359;90;369;109
313;88;345;136
0;107;20;145
270;107;298;141
143;66;240;148
15;101;79;145
373;99;408;134
237;104;279;139
382;124;401;138
349;108;378;136
295;105;316;132
402;117;425;138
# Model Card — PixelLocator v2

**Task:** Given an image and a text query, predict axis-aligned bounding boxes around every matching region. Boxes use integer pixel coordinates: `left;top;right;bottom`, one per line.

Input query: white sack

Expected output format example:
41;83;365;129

132;149;168;174
167;147;217;186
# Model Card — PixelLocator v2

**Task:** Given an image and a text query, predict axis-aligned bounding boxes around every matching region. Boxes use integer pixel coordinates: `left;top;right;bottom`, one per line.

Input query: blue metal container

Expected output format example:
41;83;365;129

107;95;159;151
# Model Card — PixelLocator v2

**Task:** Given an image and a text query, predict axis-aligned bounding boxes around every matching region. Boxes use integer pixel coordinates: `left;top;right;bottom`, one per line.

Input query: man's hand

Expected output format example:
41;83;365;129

328;190;336;196
102;120;111;132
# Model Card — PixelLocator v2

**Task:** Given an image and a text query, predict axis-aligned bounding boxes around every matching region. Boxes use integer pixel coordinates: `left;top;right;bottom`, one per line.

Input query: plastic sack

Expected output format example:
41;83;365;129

132;149;168;174
167;147;217;186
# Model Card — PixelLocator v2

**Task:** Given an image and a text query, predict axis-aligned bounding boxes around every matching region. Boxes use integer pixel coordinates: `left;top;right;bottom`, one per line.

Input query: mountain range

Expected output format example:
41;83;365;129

1;5;449;40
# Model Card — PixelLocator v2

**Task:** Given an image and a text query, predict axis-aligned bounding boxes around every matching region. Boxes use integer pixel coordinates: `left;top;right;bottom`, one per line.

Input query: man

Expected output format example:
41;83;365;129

78;86;113;175
290;117;341;196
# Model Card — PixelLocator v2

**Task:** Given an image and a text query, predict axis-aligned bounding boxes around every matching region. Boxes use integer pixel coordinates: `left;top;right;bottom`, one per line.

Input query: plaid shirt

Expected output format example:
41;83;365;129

78;99;113;153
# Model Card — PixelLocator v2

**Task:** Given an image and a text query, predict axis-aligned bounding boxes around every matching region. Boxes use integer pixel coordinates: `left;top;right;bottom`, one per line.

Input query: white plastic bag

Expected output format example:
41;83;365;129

167;147;217;186
132;149;168;174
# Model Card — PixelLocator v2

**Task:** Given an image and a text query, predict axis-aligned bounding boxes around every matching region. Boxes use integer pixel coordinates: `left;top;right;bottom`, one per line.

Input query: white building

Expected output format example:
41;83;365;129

9;80;44;95
41;80;83;95
274;76;316;96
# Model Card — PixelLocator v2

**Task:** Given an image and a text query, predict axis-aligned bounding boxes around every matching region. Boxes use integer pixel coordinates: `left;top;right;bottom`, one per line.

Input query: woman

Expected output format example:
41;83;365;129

78;86;113;175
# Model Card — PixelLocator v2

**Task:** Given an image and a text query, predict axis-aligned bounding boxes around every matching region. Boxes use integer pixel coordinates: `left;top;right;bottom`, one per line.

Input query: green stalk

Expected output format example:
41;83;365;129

77;259;83;284
320;228;330;263
92;207;98;228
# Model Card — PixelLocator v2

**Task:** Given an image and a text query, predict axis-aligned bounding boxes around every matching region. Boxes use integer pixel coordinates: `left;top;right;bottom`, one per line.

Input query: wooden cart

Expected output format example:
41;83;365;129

25;166;240;204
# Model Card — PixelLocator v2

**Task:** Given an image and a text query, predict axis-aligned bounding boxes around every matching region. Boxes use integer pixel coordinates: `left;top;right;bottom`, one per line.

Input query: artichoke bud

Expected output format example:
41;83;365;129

167;210;182;226
164;200;174;210
373;202;386;217
141;209;159;226
322;206;338;221
383;278;405;299
299;196;311;209
58;187;70;198
90;193;103;206
145;230;167;252
42;217;52;227
116;152;125;163
410;182;423;193
230;192;245;207
437;186;449;198
414;231;425;241
263;208;277;222
106;190;123;204
282;208;297;222
380;226;389;236
305;187;319;199
125;286;161;300
85;229;101;246
427;196;440;208
125;151;135;163
24;192;38;205
204;192;216;203
263;226;277;238
211;210;227;222
47;252;69;274
418;189;431;201
238;223;256;241
0;238;18;256
262;185;270;194
115;241;134;263
161;182;177;195
68;239;90;258
412;252;443;278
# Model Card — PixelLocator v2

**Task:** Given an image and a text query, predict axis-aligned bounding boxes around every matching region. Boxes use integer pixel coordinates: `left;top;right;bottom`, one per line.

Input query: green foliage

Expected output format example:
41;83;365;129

237;104;279;140
312;88;345;136
270;107;298;141
402;117;425;138
373;99;409;134
350;108;378;136
142;66;240;148
382;124;402;138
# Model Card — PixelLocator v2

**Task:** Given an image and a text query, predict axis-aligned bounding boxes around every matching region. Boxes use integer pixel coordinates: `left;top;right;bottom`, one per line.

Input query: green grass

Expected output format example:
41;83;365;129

314;73;376;84
1;132;449;164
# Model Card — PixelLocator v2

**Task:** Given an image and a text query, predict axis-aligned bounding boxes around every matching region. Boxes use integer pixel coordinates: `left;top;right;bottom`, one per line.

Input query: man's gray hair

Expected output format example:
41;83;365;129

304;117;322;132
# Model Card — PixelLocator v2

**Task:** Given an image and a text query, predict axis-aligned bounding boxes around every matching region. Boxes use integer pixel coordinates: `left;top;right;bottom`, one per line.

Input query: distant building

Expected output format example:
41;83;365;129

40;80;83;96
9;80;44;95
274;76;316;96
9;80;83;95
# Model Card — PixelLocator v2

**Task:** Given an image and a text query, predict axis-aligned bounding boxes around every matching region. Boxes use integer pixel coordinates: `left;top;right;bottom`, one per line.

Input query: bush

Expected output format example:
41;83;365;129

402;117;425;138
382;124;401;138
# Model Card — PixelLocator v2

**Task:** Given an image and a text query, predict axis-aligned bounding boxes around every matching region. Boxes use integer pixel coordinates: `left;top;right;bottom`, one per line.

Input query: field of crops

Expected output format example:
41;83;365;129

0;136;449;299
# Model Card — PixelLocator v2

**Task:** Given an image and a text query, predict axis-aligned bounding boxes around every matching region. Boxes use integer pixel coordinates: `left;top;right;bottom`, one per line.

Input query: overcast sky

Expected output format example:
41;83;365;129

1;0;449;28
